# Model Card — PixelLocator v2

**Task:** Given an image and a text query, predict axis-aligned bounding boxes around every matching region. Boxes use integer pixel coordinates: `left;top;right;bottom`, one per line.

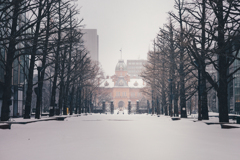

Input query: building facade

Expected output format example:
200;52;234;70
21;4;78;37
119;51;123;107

127;60;147;78
232;53;240;113
82;29;99;62
100;59;146;110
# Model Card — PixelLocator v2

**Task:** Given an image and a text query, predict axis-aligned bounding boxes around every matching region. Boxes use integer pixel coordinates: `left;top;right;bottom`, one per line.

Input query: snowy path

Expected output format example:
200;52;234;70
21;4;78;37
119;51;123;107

0;113;240;160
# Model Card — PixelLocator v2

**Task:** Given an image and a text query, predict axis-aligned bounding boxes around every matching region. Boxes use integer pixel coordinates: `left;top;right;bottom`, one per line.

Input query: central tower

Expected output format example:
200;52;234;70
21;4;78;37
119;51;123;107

115;59;128;76
112;60;130;109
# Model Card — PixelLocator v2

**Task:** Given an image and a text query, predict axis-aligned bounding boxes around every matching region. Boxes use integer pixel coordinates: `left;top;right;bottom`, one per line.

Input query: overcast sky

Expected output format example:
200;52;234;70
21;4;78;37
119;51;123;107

77;0;175;76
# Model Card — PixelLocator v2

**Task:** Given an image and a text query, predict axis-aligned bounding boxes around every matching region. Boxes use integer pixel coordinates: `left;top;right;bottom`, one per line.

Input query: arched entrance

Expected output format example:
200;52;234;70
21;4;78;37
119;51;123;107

118;101;125;111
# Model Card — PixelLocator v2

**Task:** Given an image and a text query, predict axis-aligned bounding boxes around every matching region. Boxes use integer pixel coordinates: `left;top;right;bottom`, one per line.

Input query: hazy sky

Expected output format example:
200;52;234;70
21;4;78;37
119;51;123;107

77;0;175;76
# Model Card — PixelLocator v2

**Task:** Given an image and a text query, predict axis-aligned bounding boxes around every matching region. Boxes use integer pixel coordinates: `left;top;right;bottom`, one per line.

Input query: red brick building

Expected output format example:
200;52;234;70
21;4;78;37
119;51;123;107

100;59;146;110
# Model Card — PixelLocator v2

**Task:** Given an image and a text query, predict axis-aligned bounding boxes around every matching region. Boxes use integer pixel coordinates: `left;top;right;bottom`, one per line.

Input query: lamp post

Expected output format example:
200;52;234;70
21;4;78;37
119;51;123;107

102;100;105;114
147;100;150;114
157;96;160;116
152;89;154;115
110;100;114;114
189;96;192;115
136;100;139;114
128;100;131;114
35;66;43;119
161;101;164;115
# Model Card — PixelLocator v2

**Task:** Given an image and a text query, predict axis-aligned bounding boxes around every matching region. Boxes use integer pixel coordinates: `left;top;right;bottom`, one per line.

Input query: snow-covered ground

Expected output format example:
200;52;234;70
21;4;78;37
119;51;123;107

1;111;240;160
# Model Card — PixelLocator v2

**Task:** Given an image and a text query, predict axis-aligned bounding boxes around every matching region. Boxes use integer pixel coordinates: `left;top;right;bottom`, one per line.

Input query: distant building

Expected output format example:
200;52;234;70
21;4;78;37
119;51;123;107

82;29;99;62
99;59;147;110
127;60;147;78
206;52;239;113
231;47;240;113
206;47;240;114
205;62;218;112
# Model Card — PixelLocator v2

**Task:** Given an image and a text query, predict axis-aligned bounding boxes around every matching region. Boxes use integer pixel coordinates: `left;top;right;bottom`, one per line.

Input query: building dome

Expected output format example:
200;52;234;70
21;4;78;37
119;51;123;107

115;60;127;71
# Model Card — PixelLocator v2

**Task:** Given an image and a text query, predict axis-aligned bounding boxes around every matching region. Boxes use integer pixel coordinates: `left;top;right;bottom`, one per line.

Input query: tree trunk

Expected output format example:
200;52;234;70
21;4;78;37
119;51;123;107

201;78;209;120
180;73;187;118
217;77;229;122
178;0;187;118
169;19;175;117
75;87;78;114
173;82;178;117
79;87;82;114
198;68;202;120
35;68;42;119
161;57;167;115
85;89;88;113
218;56;229;122
161;86;167;115
169;81;173;117
156;97;160;116
60;47;67;115
50;0;61;116
69;88;73;115
25;0;43;119
217;0;229;123
174;94;179;117
63;9;73;115
36;0;51;119
70;85;76;114
58;81;64;115
200;0;209;120
152;96;155;115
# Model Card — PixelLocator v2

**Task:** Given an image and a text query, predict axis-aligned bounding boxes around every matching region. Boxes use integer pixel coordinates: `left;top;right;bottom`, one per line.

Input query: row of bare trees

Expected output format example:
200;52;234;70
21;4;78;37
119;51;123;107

141;0;240;122
0;0;103;121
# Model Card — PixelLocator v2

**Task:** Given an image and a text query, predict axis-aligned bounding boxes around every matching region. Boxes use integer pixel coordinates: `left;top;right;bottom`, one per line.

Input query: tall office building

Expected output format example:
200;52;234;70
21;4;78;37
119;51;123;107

205;61;218;112
127;60;147;78
232;52;240;113
82;29;99;62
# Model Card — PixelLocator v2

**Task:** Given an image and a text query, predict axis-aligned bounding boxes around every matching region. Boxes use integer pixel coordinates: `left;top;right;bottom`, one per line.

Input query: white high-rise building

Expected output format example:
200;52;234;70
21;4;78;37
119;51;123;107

82;29;99;62
127;60;147;78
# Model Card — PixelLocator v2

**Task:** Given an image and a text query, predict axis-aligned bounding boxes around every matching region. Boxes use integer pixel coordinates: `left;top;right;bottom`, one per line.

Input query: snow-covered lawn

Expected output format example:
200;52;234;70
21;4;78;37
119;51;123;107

0;112;240;160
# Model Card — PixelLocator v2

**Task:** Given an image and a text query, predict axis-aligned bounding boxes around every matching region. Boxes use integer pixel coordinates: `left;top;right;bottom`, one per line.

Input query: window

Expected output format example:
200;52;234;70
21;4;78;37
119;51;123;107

235;88;240;95
236;95;240;103
116;92;121;97
131;92;135;98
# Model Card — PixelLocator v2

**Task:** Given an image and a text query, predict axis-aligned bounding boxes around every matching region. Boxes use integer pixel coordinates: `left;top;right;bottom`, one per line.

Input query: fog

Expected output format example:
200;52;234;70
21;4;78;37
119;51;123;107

77;0;175;76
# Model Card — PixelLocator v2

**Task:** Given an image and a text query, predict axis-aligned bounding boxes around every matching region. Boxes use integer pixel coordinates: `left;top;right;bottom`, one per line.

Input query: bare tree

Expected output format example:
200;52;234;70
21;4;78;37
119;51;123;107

169;0;189;118
25;0;52;119
186;0;240;122
0;0;52;120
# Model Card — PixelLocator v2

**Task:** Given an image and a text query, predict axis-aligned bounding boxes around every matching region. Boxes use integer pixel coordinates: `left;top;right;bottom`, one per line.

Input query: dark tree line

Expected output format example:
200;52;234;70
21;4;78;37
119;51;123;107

141;0;240;122
0;0;103;121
